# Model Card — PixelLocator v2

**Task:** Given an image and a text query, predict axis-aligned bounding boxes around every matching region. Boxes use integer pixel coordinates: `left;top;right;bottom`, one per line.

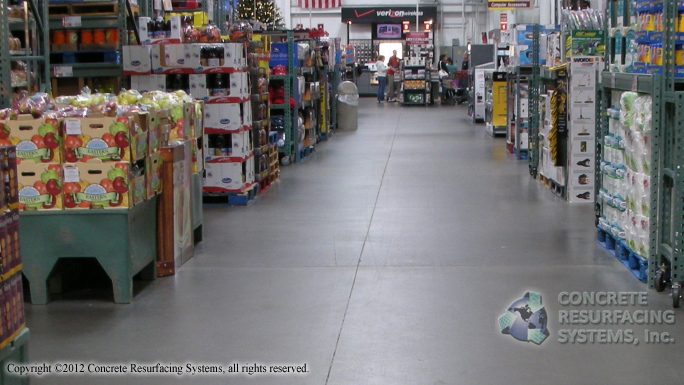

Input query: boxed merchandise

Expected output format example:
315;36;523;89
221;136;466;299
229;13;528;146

147;111;163;154
0;147;19;210
195;43;247;71
63;114;147;163
203;130;252;159
565;30;605;58
3;116;62;164
123;45;152;74
189;72;249;100
0;211;20;274
17;162;63;211
203;103;247;131
130;75;166;93
203;156;255;192
145;152;162;199
62;161;144;210
0;273;25;343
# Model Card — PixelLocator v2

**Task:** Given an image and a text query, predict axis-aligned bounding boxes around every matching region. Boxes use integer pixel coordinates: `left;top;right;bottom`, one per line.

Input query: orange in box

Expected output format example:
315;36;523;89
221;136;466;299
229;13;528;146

17;162;63;211
2;116;62;164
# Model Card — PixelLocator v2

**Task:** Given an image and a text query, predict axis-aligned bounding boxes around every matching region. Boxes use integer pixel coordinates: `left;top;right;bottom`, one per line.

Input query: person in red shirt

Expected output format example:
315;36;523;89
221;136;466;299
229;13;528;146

386;50;401;102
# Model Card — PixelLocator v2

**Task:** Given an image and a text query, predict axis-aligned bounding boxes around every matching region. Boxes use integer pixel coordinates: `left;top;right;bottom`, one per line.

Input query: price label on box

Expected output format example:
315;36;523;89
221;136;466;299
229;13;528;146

62;16;81;28
53;65;73;78
64;118;82;135
63;166;80;183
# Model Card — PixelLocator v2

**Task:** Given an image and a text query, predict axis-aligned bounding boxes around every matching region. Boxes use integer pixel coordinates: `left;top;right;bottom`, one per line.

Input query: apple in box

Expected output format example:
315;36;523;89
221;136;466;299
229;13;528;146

63;162;143;210
63;116;144;162
17;162;63;211
2;116;62;164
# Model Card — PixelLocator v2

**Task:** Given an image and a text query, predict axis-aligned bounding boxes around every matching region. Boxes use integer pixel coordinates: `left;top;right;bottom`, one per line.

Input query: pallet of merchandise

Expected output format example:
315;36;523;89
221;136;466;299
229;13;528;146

203;183;258;206
597;228;648;283
0;327;28;384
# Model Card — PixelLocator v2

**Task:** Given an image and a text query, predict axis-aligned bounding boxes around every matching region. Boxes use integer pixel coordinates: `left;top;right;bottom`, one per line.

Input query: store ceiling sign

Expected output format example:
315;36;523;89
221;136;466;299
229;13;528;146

487;0;532;10
405;32;429;46
341;6;437;24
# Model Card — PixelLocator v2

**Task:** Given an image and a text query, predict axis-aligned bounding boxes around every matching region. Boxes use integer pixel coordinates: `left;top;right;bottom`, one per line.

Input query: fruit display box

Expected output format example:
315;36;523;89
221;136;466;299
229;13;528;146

62;161;144;210
0;273;25;347
63;114;147;163
0;211;20;276
0;147;19;211
203;155;255;193
2;115;62;164
17;162;63;211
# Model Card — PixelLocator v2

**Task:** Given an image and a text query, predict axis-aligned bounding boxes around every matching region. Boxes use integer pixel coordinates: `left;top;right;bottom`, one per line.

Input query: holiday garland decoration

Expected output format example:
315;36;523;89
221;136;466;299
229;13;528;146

236;0;284;26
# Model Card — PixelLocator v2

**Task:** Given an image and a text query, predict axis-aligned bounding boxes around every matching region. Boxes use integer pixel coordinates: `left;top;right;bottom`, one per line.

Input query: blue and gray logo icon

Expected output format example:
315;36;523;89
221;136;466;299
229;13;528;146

498;291;549;345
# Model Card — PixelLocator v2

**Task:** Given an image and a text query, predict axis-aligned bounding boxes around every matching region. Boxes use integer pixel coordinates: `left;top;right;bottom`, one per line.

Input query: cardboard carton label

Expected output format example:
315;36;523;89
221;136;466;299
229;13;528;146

17;162;63;211
3;117;62;164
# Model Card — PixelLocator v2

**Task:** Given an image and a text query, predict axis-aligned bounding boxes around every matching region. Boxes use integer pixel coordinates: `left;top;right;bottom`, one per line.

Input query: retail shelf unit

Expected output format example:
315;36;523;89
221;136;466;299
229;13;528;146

250;33;279;191
596;72;658;283
402;64;429;106
538;64;568;198
48;0;134;95
508;66;534;160
266;30;297;164
528;25;541;176
0;0;50;107
505;71;517;154
296;36;318;156
650;0;684;306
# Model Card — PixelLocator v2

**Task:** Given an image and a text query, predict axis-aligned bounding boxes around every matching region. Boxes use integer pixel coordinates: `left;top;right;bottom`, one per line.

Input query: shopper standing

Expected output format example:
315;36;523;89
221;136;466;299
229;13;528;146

375;55;387;103
386;50;401;102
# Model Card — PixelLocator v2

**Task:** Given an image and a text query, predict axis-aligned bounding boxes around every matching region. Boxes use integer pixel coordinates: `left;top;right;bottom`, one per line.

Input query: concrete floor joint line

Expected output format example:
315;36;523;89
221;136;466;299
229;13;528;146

323;109;401;385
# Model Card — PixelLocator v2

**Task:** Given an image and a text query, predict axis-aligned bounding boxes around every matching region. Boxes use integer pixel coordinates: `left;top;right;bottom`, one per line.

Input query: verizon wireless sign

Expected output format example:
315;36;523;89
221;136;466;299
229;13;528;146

341;6;437;24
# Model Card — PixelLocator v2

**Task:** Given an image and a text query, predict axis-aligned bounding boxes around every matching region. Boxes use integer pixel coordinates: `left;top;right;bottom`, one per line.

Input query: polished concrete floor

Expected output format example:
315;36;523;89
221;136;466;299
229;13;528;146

26;100;684;385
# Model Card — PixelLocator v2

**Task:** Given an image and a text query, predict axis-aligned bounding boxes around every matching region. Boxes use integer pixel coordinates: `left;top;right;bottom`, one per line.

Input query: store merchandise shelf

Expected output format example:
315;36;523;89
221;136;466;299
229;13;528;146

48;15;118;29
601;72;654;94
52;62;122;77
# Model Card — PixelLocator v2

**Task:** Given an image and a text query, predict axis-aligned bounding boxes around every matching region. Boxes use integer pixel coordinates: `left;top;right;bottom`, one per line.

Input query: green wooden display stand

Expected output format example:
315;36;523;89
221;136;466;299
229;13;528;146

0;328;29;385
19;197;157;304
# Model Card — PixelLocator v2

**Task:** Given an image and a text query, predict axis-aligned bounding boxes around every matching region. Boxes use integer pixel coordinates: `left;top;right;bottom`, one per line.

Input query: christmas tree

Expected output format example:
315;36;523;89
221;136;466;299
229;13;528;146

236;0;284;27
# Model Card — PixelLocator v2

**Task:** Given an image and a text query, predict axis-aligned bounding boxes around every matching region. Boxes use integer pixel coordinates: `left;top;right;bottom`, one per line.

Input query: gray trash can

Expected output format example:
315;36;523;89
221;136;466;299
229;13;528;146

337;81;359;131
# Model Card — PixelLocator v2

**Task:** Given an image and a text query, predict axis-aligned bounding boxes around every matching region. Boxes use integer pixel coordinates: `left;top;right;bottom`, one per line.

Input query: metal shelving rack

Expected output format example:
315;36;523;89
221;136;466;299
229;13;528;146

48;0;132;94
651;0;684;306
266;30;297;165
0;0;50;107
528;24;541;176
514;66;533;160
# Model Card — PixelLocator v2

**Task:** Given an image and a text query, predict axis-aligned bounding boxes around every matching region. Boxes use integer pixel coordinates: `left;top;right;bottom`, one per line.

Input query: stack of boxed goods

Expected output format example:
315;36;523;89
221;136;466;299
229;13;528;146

0;90;198;212
122;25;254;196
0;133;27;347
598;91;653;274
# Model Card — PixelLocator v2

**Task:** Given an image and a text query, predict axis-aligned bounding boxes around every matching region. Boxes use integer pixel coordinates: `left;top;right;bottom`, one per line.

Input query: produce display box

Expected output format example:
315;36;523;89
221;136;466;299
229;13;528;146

62;161;144;210
63;114;147;163
17;162;63;211
3;115;62;164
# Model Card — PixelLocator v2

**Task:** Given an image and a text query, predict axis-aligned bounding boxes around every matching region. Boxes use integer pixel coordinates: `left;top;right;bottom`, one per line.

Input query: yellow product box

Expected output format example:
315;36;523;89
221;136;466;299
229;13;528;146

63;114;148;163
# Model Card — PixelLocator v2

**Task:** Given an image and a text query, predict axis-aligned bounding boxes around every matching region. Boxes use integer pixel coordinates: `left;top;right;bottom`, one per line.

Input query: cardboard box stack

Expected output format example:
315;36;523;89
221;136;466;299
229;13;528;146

1;90;199;211
0;143;27;349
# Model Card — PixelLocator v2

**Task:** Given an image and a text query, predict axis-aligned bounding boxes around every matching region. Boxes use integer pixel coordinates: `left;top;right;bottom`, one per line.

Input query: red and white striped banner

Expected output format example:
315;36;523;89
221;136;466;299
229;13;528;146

297;0;341;8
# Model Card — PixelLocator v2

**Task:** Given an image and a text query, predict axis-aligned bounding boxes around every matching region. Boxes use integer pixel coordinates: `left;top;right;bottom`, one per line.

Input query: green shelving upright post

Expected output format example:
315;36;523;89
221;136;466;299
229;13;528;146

650;0;684;306
529;24;541;176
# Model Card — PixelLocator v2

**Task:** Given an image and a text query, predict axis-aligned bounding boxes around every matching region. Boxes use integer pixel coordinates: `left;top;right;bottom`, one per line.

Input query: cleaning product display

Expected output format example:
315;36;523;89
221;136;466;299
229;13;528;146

597;91;653;282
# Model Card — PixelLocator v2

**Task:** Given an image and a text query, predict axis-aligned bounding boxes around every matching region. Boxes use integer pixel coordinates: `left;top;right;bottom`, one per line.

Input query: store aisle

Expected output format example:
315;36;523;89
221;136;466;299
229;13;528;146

26;100;684;385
